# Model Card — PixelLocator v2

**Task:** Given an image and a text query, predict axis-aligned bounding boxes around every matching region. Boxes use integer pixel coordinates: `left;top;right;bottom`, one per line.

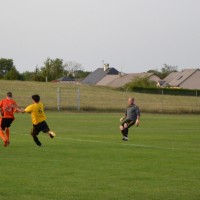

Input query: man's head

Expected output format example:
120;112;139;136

7;92;12;98
32;94;40;103
128;97;134;105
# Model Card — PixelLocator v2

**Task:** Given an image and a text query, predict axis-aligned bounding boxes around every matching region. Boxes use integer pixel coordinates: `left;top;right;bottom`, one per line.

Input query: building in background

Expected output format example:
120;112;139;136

161;68;200;89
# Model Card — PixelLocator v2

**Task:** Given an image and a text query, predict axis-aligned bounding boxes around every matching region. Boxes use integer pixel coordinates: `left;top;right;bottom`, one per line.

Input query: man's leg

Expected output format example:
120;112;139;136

31;127;42;146
123;121;135;141
0;118;7;146
41;121;56;139
119;125;129;141
33;136;42;146
5;128;10;145
123;123;129;141
120;119;130;140
0;129;7;146
124;127;128;138
119;125;126;137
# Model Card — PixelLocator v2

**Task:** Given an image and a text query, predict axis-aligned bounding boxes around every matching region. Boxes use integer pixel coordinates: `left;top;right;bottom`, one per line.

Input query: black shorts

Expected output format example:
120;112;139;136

1;118;14;130
33;121;50;135
121;118;135;128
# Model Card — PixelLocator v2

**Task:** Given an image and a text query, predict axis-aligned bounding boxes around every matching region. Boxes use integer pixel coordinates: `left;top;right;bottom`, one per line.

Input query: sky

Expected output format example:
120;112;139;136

1;0;200;73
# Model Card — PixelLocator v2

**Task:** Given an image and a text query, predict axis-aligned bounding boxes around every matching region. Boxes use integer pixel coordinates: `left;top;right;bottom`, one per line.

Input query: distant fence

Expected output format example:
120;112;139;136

57;87;200;113
55;87;200;113
0;84;200;113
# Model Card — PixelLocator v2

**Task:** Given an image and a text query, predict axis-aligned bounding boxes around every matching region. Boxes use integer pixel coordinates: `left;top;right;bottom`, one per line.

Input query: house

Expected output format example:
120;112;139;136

82;63;161;87
96;74;120;86
52;76;75;83
97;72;160;88
81;64;119;84
162;68;200;89
156;80;166;87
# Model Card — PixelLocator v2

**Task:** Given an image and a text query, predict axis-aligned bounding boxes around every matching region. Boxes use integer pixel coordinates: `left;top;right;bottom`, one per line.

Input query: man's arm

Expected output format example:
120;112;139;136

120;113;127;122
21;105;32;113
135;107;140;126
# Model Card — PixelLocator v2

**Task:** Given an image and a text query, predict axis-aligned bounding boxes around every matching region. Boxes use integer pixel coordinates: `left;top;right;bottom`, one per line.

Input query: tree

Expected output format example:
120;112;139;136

147;69;162;78
21;71;35;81
161;64;178;78
148;64;178;79
0;58;14;79
40;58;66;81
74;70;90;79
32;66;46;81
64;61;82;77
21;67;44;81
4;66;21;80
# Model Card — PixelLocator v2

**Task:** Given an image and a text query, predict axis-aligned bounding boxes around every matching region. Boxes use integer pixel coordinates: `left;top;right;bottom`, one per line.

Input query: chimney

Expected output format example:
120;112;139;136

103;63;109;71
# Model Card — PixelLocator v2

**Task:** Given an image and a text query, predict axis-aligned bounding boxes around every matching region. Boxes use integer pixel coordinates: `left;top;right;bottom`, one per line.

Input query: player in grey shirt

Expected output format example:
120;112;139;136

119;97;140;141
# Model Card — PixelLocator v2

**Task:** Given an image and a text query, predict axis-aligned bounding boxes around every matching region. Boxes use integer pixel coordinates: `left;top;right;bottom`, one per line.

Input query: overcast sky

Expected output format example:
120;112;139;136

1;0;200;73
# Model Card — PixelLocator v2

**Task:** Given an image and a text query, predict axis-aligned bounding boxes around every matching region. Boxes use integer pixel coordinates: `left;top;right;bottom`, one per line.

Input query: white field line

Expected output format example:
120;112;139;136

58;137;175;150
13;131;174;150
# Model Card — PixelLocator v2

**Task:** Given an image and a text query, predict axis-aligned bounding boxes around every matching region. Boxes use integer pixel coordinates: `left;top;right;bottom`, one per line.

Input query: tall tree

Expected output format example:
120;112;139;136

0;58;14;79
161;64;178;78
148;64;178;79
40;58;66;81
64;61;82;77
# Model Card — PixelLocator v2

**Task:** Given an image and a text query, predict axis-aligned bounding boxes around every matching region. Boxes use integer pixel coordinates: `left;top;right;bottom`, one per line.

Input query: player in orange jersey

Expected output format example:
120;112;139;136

0;92;22;147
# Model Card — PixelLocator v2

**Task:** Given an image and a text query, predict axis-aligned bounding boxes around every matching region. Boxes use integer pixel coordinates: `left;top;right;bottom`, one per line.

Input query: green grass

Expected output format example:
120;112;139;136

0;112;200;200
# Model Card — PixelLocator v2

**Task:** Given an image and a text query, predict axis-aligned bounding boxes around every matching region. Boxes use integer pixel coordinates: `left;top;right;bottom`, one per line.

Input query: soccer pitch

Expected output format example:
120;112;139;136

0;112;200;200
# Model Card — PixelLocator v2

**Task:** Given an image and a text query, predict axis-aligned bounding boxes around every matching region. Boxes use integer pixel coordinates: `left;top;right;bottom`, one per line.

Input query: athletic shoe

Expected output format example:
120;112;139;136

122;137;129;141
48;131;56;138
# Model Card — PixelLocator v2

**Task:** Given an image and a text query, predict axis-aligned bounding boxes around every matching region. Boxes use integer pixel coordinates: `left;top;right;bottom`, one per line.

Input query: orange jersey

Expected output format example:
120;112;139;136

0;98;18;118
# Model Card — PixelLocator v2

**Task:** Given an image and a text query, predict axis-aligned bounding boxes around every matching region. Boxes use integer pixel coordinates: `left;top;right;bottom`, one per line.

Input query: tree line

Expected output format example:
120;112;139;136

0;57;178;85
0;58;90;81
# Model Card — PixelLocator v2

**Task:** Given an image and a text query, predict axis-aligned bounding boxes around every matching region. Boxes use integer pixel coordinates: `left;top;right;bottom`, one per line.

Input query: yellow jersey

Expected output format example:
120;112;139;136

25;102;46;125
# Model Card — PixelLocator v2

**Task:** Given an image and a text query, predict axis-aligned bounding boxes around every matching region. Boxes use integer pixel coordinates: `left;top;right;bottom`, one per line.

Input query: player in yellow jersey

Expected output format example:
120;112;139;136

22;94;56;146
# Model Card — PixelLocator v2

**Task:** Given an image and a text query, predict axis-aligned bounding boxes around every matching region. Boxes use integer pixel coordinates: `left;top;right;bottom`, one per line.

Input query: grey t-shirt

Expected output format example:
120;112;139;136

126;104;140;121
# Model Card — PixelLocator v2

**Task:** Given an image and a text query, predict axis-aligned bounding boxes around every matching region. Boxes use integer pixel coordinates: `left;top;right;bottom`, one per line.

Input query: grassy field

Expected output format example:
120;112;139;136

0;112;200;200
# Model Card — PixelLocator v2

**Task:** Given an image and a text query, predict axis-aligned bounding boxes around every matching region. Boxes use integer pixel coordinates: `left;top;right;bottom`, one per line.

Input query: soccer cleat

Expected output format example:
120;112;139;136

125;137;129;141
48;131;56;138
122;137;129;141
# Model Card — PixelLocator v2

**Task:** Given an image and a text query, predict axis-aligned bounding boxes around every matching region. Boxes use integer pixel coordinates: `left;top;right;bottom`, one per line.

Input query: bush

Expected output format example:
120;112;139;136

124;77;157;90
131;87;200;97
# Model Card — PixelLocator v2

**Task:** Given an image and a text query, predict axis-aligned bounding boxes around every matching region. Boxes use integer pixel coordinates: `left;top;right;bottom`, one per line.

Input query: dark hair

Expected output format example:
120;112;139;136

7;92;12;98
32;94;40;103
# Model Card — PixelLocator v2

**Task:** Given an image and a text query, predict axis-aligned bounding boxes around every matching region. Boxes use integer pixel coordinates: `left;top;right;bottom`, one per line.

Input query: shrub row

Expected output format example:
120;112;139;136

131;87;200;97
